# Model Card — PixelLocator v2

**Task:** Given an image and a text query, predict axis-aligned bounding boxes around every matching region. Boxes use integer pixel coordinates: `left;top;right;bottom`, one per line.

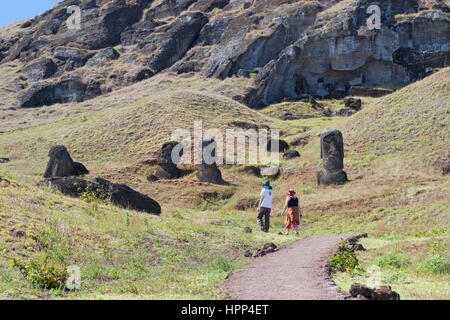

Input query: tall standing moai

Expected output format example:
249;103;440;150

197;139;224;184
317;129;348;185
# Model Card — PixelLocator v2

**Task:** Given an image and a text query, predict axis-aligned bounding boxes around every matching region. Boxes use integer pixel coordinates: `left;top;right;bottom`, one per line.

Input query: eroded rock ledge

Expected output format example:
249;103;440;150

0;0;448;109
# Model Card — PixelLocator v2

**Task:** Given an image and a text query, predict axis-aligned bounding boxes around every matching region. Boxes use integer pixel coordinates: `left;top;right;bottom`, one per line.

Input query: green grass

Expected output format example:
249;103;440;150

333;237;450;300
0;67;448;300
0;178;299;299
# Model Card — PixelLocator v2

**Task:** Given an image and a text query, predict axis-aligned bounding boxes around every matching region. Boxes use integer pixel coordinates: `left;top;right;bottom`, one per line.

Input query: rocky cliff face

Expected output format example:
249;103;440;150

248;0;450;107
0;0;448;109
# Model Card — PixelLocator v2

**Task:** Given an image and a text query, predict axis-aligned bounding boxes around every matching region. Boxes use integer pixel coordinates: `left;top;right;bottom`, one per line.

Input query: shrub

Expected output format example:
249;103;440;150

328;241;360;273
10;256;68;290
421;254;450;274
79;183;108;212
376;251;410;269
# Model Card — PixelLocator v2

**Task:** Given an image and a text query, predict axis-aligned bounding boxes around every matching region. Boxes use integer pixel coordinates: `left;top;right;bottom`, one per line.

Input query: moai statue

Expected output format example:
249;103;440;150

155;141;183;180
317;130;348;185
44;145;89;178
197;139;224;184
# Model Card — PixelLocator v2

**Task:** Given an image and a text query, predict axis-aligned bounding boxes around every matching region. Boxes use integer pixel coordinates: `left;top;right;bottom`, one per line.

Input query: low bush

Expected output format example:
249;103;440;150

376;251;410;269
328;241;360;273
10;256;68;290
420;254;450;274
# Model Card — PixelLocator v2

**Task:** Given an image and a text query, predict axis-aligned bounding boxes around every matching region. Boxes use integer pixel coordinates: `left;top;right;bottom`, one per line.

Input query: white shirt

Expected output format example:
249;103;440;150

260;188;274;209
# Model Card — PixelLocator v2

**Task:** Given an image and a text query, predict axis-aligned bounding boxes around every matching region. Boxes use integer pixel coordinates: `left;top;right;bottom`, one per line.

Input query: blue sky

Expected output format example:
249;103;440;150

0;0;60;28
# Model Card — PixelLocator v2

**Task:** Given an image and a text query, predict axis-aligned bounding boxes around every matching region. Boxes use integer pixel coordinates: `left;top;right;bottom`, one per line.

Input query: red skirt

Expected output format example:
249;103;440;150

285;206;300;229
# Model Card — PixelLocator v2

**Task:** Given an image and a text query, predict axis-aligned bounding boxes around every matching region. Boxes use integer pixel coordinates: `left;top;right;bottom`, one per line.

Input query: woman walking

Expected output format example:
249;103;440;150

280;189;302;235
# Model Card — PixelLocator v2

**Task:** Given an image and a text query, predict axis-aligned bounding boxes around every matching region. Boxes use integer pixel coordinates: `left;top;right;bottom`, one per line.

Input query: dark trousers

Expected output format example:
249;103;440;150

257;207;271;232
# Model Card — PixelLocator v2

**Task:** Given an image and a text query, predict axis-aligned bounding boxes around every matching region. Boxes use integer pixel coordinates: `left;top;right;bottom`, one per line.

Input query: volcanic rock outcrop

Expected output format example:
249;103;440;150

246;0;450;107
197;139;224;184
44;145;89;178
317;130;348;186
23;58;58;84
0;0;448;109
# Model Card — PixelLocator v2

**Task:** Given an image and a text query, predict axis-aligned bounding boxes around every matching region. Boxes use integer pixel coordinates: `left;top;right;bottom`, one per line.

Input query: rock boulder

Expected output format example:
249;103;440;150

349;283;400;300
18;76;87;108
23;58;57;84
344;98;362;111
283;150;300;160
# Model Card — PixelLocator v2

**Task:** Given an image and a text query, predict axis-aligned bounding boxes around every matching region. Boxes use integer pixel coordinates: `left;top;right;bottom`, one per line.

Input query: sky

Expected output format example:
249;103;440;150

0;0;60;28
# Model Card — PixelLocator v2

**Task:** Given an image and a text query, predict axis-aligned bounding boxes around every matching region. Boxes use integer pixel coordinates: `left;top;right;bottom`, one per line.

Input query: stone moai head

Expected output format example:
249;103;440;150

320;129;344;171
199;139;217;166
159;141;183;165
197;139;223;184
49;145;72;161
155;141;184;180
44;145;89;178
44;145;74;178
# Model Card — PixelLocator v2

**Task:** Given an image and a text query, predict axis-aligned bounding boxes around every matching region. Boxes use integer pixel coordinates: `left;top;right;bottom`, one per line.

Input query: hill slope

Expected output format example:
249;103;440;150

0;0;449;300
1;61;448;299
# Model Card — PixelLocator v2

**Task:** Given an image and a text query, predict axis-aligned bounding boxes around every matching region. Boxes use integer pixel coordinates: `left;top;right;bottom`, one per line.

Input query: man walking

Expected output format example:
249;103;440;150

257;180;274;232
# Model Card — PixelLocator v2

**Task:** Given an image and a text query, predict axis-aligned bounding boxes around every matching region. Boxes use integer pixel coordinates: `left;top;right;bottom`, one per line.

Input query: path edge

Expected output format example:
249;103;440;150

323;233;369;300
222;233;368;300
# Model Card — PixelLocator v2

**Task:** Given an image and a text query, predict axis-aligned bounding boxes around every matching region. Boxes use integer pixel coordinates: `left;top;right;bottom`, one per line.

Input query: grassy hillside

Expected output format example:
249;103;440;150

287;68;450;299
0;68;448;299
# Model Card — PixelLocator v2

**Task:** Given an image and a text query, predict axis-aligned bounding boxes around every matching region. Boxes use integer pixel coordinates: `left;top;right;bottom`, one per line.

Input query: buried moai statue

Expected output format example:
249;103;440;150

317;130;348;185
155;141;184;180
197;139;224;184
44;145;89;178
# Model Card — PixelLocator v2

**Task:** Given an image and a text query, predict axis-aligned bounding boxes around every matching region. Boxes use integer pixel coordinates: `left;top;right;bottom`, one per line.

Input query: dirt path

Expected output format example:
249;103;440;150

224;234;356;300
